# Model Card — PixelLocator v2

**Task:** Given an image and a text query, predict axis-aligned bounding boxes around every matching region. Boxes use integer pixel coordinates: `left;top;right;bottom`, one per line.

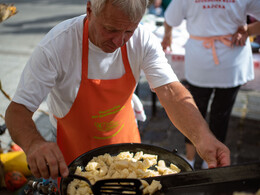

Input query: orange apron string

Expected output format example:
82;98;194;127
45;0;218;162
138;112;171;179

190;34;232;65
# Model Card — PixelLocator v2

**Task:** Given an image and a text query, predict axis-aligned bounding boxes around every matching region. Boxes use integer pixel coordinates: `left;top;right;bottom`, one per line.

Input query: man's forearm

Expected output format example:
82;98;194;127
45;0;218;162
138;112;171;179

5;101;46;153
155;82;214;147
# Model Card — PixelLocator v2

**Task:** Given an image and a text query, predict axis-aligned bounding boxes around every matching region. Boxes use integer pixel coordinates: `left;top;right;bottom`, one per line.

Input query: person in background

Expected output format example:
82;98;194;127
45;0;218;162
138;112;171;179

148;0;172;17
5;0;230;180
162;0;260;169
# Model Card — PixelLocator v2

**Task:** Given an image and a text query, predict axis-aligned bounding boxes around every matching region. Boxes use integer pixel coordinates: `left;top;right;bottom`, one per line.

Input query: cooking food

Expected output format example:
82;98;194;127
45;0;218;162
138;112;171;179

67;151;181;195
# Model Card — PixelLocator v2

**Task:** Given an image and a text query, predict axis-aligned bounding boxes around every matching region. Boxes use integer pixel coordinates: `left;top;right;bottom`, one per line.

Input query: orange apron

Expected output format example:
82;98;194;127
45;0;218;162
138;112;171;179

190;34;232;65
56;19;141;166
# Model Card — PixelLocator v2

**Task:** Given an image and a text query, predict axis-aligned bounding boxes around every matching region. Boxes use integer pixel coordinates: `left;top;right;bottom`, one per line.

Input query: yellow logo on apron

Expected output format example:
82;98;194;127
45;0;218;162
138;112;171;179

92;105;125;139
94;121;119;132
92;105;125;118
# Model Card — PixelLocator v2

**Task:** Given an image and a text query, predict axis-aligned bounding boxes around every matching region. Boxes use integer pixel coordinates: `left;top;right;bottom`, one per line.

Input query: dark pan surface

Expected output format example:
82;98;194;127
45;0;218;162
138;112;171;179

60;143;193;194
148;162;260;194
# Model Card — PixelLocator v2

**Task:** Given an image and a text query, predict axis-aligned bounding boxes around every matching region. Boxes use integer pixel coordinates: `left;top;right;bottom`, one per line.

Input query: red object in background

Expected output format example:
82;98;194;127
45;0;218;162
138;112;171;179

171;54;185;61
10;143;23;152
4;171;27;191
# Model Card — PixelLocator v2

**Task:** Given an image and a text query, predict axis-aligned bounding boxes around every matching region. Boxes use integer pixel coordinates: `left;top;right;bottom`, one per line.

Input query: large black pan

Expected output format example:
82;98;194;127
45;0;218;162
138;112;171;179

60;143;193;194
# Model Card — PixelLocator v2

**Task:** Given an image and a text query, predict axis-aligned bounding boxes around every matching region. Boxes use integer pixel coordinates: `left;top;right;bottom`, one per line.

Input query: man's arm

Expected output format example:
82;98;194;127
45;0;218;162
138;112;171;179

154;81;230;168
5;101;69;179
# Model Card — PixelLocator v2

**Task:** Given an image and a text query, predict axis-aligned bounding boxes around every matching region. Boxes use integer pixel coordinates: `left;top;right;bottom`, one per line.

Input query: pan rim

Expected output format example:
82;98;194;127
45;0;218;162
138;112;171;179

60;142;193;194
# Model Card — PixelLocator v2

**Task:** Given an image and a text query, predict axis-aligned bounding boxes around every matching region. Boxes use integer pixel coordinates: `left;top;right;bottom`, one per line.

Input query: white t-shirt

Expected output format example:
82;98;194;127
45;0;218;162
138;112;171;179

164;0;260;88
13;15;178;128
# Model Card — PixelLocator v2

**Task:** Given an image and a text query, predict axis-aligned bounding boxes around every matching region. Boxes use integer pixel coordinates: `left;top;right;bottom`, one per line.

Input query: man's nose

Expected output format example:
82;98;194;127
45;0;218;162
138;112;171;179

112;32;125;47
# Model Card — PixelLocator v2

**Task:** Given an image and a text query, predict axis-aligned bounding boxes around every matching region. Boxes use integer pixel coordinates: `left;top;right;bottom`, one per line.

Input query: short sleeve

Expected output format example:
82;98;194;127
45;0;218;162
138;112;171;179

141;30;178;89
12;46;58;112
164;0;185;27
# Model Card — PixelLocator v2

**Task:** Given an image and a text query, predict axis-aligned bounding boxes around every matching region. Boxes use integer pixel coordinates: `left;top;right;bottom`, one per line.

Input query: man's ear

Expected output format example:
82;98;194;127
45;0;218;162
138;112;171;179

86;1;92;19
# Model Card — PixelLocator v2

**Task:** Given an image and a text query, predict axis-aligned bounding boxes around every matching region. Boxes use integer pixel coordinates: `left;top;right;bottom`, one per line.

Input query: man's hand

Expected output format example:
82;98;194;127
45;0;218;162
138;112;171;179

154;82;230;169
26;140;69;179
195;134;230;168
231;25;248;47
5;102;69;179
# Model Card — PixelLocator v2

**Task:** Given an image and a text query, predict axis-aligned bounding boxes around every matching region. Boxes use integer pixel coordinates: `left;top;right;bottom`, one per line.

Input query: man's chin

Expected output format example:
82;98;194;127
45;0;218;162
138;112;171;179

101;45;120;53
102;48;116;53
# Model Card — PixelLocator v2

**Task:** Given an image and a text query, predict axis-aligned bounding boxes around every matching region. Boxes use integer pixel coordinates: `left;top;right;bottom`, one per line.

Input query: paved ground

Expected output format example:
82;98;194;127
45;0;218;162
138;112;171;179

0;0;260;194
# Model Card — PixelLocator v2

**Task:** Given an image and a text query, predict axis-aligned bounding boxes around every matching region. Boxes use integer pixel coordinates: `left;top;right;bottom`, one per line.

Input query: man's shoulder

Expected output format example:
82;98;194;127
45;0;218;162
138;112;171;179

56;15;85;31
50;15;85;37
130;23;162;48
39;15;85;47
134;23;149;35
130;23;155;44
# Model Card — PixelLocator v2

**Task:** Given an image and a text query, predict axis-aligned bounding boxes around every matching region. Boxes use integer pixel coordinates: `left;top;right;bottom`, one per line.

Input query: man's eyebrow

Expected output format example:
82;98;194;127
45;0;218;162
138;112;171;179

105;25;120;31
105;26;116;30
103;22;137;32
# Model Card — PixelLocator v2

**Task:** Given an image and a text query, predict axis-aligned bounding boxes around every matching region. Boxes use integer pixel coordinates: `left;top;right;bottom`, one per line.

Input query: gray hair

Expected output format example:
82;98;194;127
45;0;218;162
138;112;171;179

88;0;148;22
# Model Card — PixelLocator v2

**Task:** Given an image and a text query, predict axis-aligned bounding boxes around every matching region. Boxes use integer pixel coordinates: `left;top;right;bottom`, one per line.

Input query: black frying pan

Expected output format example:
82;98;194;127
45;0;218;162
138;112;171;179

60;143;193;194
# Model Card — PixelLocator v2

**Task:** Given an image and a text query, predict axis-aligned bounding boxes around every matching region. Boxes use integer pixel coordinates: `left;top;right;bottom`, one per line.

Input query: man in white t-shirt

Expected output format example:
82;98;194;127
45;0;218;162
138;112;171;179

5;0;230;179
162;0;260;169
